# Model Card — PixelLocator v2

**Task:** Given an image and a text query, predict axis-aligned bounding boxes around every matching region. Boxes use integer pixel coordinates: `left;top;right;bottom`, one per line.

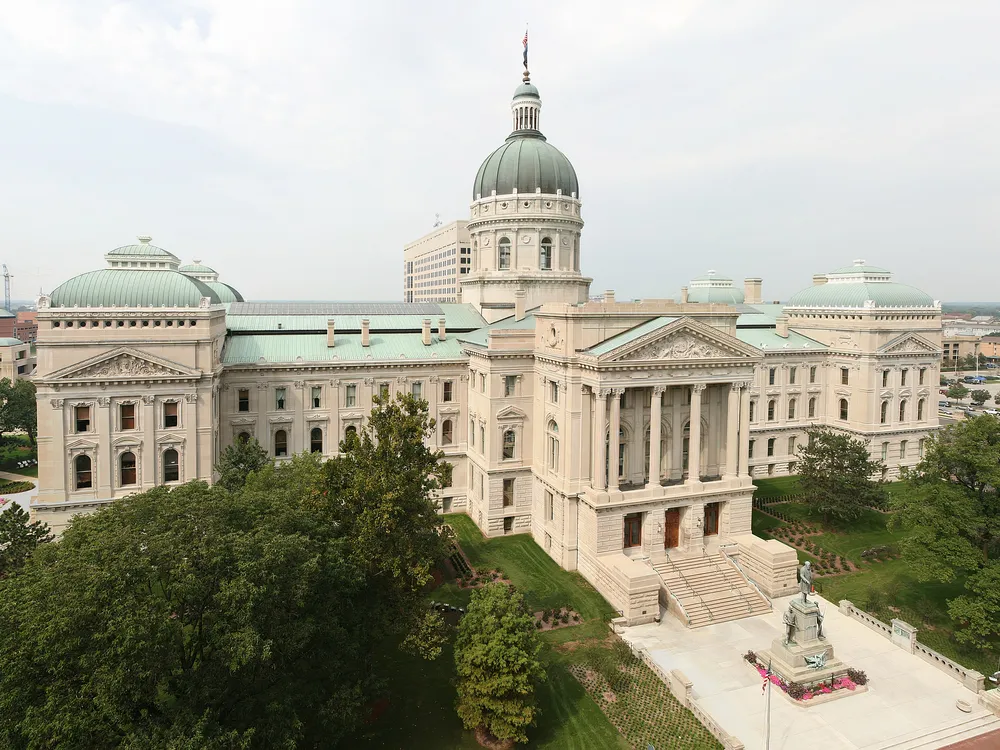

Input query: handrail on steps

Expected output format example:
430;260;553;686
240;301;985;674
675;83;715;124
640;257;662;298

662;554;715;622
704;546;753;613
721;549;772;609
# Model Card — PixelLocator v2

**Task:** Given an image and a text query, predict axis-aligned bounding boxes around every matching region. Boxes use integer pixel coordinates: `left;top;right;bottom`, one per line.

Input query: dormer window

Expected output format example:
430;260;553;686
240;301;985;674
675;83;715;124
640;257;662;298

540;238;552;270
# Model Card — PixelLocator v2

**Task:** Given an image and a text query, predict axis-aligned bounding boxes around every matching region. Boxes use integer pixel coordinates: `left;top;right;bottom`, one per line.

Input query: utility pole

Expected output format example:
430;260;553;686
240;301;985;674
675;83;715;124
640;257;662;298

2;264;11;312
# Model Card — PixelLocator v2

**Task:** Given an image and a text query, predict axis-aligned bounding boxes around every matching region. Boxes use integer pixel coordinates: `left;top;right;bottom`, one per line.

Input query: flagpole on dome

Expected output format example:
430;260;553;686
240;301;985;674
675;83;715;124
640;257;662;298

522;25;530;83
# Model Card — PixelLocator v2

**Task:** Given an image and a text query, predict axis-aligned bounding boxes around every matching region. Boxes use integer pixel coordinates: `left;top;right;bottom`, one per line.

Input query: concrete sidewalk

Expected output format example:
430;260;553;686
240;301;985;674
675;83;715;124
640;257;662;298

622;594;1000;749
0;470;37;514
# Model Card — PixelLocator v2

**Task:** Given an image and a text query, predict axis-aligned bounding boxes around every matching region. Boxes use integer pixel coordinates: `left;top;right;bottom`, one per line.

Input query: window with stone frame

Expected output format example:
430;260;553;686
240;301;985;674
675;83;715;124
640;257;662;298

502;478;514;507
547;420;559;472
880;401;889;424
749;400;756;422
119;403;136;431
120;451;137;486
787;398;796;420
238;388;250;412
901;369;908;387
550;380;559;403
808;397;816;418
443;380;453;402
882;370;889;388
840;398;849;420
275;388;286;410
748;439;755;458
237;431;251;445
163;449;179;483
789;367;796;385
919;368;926;385
899;399;907;422
787;435;796;455
767;438;775;457
900;439;908;459
311;386;322;409
768;368;776;385
917;398;925;421
310;427;323;453
163;401;179;429
540;237;553;270
379;382;390;399
441;419;454;445
75;405;91;433
502;429;516;460
75;454;92;489
545;490;554;521
503;516;514;533
809;366;817;383
841;368;850;386
498;237;511;269
345;384;357;407
411;381;422;399
504;375;516;397
274;430;288;457
767;399;776;421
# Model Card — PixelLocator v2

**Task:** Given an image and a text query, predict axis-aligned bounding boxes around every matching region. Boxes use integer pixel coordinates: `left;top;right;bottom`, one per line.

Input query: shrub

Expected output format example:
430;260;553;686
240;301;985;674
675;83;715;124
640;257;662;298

864;584;884;614
743;650;757;664
846;668;868;685
535;620;543;629
787;682;806;700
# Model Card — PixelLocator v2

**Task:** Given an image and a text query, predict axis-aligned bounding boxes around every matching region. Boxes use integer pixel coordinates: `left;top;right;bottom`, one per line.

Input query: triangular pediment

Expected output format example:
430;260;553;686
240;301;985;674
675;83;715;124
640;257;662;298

496;405;527;420
601;318;760;363
879;333;938;355
44;347;200;382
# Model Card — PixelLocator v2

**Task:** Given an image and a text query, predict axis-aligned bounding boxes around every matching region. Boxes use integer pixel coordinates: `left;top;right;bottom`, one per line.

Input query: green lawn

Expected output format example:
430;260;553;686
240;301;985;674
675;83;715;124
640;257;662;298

751;476;801;499
0;435;37;477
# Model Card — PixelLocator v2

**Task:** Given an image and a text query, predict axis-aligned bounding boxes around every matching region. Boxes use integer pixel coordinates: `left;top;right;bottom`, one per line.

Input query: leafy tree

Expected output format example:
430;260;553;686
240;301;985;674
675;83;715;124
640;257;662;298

0;459;376;748
971;389;991;406
0;503;51;579
994;393;1000;406
947;383;970;401
319;392;452;656
214;435;271;492
894;416;1000;644
455;582;546;745
795;428;886;524
0;378;36;444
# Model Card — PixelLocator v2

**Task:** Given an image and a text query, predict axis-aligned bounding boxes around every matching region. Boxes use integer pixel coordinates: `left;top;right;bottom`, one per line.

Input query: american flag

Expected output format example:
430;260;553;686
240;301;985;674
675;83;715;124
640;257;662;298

522;29;528;68
762;663;772;694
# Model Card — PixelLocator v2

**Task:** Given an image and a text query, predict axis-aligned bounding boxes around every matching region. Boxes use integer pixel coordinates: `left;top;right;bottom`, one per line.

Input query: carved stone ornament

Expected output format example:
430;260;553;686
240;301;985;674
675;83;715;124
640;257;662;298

886;337;936;354
50;398;64;409
97;397;110;407
75;354;176;379
141;395;155;405
652;385;666;396
545;325;564;349
692;383;707;393
596;388;612;398
621;333;731;362
184;393;198;404
363;377;375;386
257;382;270;390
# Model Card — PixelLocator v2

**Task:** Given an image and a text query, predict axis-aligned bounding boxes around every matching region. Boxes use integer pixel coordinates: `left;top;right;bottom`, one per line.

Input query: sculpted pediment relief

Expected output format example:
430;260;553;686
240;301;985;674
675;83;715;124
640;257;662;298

618;333;732;361
47;347;198;382
880;334;938;355
601;319;759;364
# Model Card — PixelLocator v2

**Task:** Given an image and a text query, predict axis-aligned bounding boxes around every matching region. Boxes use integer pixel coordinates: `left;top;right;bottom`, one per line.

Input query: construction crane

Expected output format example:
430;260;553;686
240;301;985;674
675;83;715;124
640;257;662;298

2;264;10;312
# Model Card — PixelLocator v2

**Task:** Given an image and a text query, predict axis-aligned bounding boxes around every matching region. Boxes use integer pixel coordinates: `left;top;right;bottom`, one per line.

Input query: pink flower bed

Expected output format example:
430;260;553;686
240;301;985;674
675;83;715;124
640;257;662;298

751;660;860;701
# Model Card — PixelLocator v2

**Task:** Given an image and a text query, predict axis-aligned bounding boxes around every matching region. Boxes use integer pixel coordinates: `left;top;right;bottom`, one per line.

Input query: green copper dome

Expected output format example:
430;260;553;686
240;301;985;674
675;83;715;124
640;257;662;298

473;134;579;199
786;261;934;308
205;281;244;304
513;81;539;99
50;269;221;308
179;262;217;274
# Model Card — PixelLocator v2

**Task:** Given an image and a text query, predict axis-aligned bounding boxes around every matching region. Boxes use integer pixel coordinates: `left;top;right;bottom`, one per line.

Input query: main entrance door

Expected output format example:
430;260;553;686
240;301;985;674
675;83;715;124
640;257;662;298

664;508;680;549
704;502;720;536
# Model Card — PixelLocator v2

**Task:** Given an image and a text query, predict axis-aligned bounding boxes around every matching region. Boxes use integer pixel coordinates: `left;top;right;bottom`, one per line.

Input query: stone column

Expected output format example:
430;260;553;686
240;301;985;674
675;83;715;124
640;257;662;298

739;382;752;477
97;397;112;497
593;389;608;490
671;387;683;480
184;393;198;481
647;386;664;488
581;386;592;482
725;383;740;478
608;389;623;490
141;395;156;489
687;384;705;485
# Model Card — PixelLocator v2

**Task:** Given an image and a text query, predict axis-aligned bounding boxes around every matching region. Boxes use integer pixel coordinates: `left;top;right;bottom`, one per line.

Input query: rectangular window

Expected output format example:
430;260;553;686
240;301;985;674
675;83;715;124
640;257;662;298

503;516;514;534
345;384;357;407
479;373;486;392
900;439;908;459
919;439;925;458
480;425;485;452
504;375;516;397
75;405;90;433
163;401;178;428
275;388;286;410
120;403;135;431
748;439;755;458
768;368;776;385
411;381;422;399
550;381;559;403
546;490;554;521
311;386;322;409
789;367;796;385
901;369;908;387
379;382;390;398
620;391;627;409
238;389;250;412
623;513;642;548
841;368;850;386
882;442;889;461
919;368;926;385
767;438;775;457
503;478;515;507
443;381;453;402
809;366;817;384
882;370;889;388
788;436;796;455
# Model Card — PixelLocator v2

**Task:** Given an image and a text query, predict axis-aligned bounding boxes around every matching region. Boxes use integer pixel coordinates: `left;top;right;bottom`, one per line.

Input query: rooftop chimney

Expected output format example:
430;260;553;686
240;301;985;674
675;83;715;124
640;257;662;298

514;290;526;321
680;286;689;304
812;274;828;286
776;314;789;338
327;320;335;347
438;317;447;341
604;289;616;304
422;318;432;345
744;278;762;304
455;287;463;303
361;318;370;347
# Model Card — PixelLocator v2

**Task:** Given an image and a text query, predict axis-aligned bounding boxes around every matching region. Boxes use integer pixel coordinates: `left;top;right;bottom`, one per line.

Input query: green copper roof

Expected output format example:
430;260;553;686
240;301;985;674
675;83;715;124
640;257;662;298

735;328;827;351
50;269;221;308
473;133;579;199
786;281;934;308
0;337;24;346
107;243;178;259
0;309;14;319
828;262;891;275
513;81;540;99
691;271;733;282
687;286;744;305
585;317;678;356
205;281;244;304
457;313;538;347
227;304;486;334
179;263;217;274
223;333;466;365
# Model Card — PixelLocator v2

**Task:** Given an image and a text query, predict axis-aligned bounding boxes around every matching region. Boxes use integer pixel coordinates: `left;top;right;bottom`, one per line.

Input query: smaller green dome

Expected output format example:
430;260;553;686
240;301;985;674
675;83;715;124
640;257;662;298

513;81;539;99
179;263;217;274
205;281;244;304
50;270;221;308
0;337;24;346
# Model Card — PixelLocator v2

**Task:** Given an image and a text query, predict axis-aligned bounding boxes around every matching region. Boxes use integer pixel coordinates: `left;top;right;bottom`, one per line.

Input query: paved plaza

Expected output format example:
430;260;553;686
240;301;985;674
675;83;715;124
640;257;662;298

622;594;1000;749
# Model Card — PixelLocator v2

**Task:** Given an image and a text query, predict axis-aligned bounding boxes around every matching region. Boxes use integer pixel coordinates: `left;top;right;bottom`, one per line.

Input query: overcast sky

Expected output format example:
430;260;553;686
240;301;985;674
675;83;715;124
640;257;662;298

1;1;998;303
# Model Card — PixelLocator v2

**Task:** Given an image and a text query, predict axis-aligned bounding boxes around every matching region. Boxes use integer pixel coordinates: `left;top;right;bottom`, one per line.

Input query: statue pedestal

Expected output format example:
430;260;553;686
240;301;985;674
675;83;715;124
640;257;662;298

761;599;848;686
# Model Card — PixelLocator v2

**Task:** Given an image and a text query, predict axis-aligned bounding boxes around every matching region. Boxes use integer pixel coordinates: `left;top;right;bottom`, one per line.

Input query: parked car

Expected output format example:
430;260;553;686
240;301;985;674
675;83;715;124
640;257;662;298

984;409;1000;416
963;376;987;384
939;400;951;408
987;364;998;369
939;389;949;395
939;409;953;416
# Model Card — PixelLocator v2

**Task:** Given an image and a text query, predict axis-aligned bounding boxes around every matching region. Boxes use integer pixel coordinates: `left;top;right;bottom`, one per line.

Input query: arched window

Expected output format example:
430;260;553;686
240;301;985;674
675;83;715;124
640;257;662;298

808;397;816;418
840;399;849;421
498;237;511;270
442;419;454;445
502;429;516;460
120;451;136;486
540;237;552;270
880;401;888;424
767;399;776;421
470;419;475;447
75;454;92;489
344;425;357;443
274;430;287;457
917;399;925;421
749;400;756;422
237;431;251;445
787;398;796;420
547;420;559;473
899;399;907;422
163;449;179;483
310;427;323;453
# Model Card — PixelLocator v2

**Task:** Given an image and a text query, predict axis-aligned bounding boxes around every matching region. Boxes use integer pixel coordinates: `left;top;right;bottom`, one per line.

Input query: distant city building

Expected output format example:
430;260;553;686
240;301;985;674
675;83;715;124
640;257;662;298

14;311;38;343
943;334;980;365
403;221;471;303
0;309;15;339
0;337;35;381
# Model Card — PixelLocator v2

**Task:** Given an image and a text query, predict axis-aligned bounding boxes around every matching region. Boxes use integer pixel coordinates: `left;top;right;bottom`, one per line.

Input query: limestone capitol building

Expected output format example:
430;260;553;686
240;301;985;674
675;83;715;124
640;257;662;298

32;63;943;627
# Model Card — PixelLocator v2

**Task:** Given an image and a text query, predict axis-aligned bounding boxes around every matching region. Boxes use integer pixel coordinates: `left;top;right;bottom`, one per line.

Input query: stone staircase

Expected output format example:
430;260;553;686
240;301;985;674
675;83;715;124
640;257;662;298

651;551;771;628
870;712;1000;749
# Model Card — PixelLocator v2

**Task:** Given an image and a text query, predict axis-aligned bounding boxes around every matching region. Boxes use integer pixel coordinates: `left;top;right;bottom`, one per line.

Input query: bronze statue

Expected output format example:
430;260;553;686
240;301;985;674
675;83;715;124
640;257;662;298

783;605;796;645
798;561;813;603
